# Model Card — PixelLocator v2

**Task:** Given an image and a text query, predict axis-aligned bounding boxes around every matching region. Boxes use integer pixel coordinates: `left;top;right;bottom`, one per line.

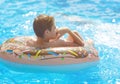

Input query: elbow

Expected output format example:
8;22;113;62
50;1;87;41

81;42;84;47
76;40;85;47
79;41;84;47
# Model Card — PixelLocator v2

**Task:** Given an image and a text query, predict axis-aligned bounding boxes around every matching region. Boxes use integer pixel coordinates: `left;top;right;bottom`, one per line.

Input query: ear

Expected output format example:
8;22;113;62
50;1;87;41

44;29;49;35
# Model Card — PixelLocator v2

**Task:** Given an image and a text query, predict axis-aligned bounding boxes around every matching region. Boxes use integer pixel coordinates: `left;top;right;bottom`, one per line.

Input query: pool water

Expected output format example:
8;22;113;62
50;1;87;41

0;0;120;83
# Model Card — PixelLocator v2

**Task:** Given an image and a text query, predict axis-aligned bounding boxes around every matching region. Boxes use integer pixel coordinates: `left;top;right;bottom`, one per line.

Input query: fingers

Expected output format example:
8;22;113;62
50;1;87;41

55;33;61;40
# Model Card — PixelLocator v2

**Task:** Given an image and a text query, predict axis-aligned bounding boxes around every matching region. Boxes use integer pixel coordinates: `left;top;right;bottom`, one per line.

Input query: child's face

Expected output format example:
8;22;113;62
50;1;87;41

49;25;57;39
44;25;57;40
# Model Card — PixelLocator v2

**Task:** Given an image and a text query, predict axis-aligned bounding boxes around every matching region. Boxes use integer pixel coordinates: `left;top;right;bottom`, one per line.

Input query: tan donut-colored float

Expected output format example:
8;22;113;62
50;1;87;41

0;38;99;72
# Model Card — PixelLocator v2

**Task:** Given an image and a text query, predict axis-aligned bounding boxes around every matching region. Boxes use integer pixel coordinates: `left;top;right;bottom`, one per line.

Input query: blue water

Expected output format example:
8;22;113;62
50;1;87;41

0;0;120;83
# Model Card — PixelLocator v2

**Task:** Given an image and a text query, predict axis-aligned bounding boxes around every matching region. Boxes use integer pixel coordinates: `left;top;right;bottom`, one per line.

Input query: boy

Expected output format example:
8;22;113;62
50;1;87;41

1;14;84;51
27;14;84;49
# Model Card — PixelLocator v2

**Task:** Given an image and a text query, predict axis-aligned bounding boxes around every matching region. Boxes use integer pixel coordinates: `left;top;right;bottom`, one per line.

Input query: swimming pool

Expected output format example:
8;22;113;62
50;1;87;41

0;0;120;83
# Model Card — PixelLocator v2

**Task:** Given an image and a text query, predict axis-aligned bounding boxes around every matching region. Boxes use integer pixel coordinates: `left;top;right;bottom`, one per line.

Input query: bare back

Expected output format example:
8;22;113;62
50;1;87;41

1;36;79;51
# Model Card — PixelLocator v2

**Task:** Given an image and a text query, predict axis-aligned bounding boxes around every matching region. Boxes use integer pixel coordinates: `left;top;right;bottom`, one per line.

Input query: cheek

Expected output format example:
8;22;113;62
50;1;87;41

52;32;57;38
52;30;56;35
48;32;55;39
54;32;57;36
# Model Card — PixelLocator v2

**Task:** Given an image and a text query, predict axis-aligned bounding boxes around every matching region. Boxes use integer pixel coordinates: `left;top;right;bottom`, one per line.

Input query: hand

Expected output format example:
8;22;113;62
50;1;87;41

55;27;70;39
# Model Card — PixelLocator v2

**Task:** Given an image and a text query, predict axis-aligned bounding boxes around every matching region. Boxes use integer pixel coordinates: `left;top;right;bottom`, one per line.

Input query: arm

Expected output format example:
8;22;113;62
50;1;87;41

67;30;84;46
56;28;84;46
